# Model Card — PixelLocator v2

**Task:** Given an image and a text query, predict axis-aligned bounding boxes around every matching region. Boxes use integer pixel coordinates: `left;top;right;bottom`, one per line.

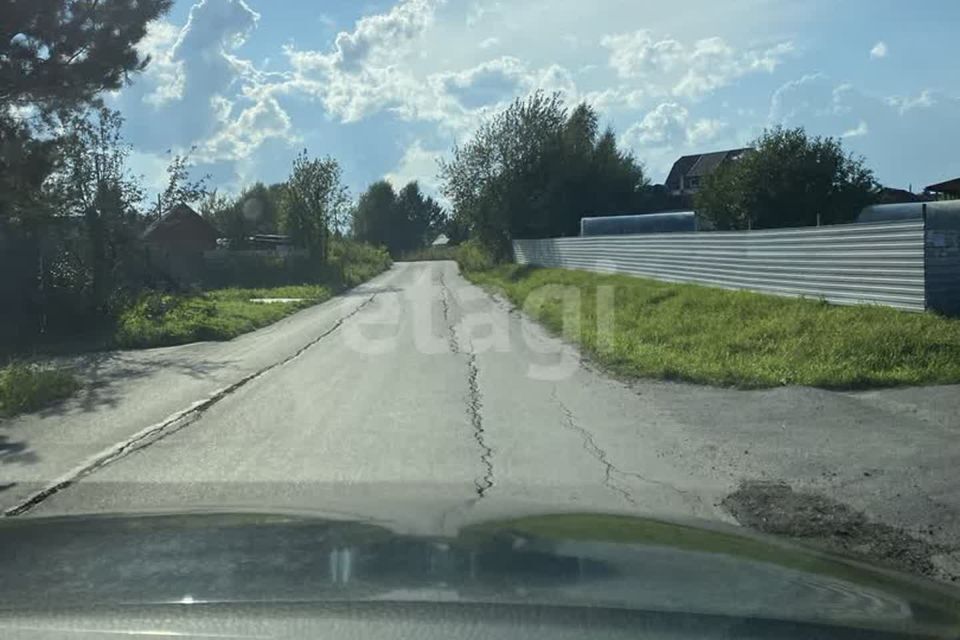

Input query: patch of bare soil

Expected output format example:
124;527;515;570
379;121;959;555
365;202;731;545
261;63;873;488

722;480;958;584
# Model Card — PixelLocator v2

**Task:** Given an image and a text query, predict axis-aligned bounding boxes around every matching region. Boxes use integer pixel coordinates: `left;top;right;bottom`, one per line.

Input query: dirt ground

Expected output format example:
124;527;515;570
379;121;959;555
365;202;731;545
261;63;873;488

722;480;960;585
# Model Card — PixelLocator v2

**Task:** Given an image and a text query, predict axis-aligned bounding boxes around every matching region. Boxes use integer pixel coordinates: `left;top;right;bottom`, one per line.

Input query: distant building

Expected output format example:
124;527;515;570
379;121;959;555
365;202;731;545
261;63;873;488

143;204;219;253
876;187;930;204
247;234;298;255
924;178;960;200
143;204;219;283
664;148;752;197
431;233;450;247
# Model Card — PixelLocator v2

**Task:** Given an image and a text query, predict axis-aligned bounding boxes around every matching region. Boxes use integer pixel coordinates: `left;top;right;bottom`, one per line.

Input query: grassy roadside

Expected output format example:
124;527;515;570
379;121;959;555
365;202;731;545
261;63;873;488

466;264;960;389
116;244;393;349
114;285;334;349
0;362;80;417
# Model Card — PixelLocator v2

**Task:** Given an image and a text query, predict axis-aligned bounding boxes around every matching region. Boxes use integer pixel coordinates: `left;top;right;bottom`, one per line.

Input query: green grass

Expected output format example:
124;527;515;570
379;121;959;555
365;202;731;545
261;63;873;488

114;242;393;350
0;362;80;417
467;265;960;389
114;286;333;349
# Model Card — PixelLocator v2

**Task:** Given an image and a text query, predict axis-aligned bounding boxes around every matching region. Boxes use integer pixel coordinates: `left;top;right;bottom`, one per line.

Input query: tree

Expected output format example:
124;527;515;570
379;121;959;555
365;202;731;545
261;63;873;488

439;91;650;259
352;180;398;251
1;0;173;112
352;180;446;256
200;182;282;247
1;0;173;229
695;126;879;230
152;151;209;219
280;150;349;263
50;107;144;310
396;182;445;253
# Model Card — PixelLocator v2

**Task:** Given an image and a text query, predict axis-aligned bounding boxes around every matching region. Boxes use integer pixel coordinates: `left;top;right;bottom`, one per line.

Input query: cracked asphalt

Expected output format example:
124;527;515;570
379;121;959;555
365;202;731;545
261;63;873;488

3;261;959;579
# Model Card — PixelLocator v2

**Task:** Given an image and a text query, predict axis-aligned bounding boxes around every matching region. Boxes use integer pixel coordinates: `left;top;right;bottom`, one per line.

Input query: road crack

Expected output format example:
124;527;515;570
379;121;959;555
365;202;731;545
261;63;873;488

439;270;493;498
4;294;379;517
551;387;706;511
552;387;637;506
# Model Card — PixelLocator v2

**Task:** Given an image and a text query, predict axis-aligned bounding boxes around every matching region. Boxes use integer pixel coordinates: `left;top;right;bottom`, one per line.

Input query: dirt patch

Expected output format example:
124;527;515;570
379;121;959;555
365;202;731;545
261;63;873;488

722;480;957;584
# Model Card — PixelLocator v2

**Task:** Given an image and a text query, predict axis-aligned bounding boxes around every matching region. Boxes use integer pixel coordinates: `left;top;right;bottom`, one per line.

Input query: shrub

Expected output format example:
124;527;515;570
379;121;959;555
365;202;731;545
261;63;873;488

455;239;496;272
0;362;80;416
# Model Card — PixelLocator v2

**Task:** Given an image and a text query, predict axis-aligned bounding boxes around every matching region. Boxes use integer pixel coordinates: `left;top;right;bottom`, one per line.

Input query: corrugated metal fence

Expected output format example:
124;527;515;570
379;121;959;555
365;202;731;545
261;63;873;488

513;221;928;311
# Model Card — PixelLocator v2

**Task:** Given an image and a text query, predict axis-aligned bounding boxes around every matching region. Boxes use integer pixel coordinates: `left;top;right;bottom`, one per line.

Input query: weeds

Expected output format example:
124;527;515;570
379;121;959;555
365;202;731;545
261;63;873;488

0;363;80;416
468;265;960;389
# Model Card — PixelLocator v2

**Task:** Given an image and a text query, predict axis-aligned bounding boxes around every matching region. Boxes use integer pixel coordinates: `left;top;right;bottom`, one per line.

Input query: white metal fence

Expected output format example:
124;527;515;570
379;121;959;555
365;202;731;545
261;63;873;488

513;221;927;311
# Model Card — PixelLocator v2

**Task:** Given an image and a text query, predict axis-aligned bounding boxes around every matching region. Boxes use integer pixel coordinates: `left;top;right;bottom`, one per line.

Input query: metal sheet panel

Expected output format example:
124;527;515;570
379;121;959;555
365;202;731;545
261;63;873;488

513;221;927;311
925;203;960;315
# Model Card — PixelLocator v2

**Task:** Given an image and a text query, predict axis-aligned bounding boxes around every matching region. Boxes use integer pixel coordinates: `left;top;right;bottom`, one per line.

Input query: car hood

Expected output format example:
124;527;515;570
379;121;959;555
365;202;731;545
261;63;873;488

0;510;958;636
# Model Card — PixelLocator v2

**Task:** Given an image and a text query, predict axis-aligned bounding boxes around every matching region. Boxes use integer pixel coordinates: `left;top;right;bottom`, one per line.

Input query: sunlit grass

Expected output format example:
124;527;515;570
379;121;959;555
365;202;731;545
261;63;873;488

468;265;960;389
0;362;79;416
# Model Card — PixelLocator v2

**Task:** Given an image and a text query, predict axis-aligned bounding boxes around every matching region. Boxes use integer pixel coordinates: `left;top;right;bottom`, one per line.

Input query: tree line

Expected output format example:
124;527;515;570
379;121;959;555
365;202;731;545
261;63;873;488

438;92;882;259
2;1;886;343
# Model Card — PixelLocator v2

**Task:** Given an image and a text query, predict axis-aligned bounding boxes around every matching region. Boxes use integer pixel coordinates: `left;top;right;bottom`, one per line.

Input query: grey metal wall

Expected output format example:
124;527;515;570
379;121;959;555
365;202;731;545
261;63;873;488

925;202;960;315
513;221;927;311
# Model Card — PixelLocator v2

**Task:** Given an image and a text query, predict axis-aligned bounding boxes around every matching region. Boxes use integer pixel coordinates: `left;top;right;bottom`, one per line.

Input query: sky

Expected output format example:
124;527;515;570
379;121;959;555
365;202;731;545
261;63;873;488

109;0;960;203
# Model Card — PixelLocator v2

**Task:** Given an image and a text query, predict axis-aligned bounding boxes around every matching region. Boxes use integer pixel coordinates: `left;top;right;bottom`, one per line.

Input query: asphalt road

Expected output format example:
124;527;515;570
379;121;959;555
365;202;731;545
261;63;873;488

2;262;959;570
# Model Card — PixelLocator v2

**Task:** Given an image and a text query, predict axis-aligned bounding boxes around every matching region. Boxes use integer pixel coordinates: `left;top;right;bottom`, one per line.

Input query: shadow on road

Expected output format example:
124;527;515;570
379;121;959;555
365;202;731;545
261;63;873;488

37;351;240;417
0;434;37;469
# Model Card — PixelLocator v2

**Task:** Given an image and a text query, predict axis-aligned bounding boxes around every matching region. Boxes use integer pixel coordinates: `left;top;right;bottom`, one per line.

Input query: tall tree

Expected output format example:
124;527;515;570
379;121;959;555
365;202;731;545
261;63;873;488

1;0;173;228
439;91;650;258
152;151;209;219
352;180;398;251
201;182;284;247
353;180;446;256
280;150;349;263
395;181;445;253
50;107;144;310
1;0;173;112
695;126;879;230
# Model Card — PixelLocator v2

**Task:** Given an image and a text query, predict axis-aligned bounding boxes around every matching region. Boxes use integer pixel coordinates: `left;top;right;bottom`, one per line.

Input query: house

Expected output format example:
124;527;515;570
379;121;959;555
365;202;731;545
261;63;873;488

924;178;960;200
143;203;219;253
664;148;752;197
876;186;931;204
143;204;219;283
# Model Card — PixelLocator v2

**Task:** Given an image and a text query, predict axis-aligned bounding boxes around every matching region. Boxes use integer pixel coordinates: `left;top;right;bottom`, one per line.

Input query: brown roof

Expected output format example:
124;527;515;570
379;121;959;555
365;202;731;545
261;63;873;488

924;178;960;194
665;147;752;189
143;203;218;245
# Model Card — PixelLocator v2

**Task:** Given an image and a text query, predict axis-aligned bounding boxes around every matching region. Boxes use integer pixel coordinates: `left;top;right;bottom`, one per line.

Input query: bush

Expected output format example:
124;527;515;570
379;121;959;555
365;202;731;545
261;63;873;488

455;240;496;272
113;241;392;349
0;362;80;416
329;239;392;288
114;290;323;349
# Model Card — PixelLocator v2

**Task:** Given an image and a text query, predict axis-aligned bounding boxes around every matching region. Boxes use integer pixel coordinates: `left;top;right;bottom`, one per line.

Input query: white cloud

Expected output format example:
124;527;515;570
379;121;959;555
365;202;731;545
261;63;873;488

623;102;689;146
385;140;445;198
281;0;443;124
202;95;298;161
622;102;729;149
870;41;888;59
686;117;728;144
601;30;793;100
768;74;960;188
841;121;868;138
479;36;500;49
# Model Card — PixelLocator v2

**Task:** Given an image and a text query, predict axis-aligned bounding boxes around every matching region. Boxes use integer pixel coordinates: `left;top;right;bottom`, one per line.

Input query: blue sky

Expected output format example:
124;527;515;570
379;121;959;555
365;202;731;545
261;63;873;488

111;0;960;202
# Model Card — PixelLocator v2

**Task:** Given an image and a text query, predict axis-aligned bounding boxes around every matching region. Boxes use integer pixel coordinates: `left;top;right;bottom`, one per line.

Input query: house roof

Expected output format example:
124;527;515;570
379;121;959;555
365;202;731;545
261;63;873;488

143;203;218;242
925;178;960;194
665;147;752;189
